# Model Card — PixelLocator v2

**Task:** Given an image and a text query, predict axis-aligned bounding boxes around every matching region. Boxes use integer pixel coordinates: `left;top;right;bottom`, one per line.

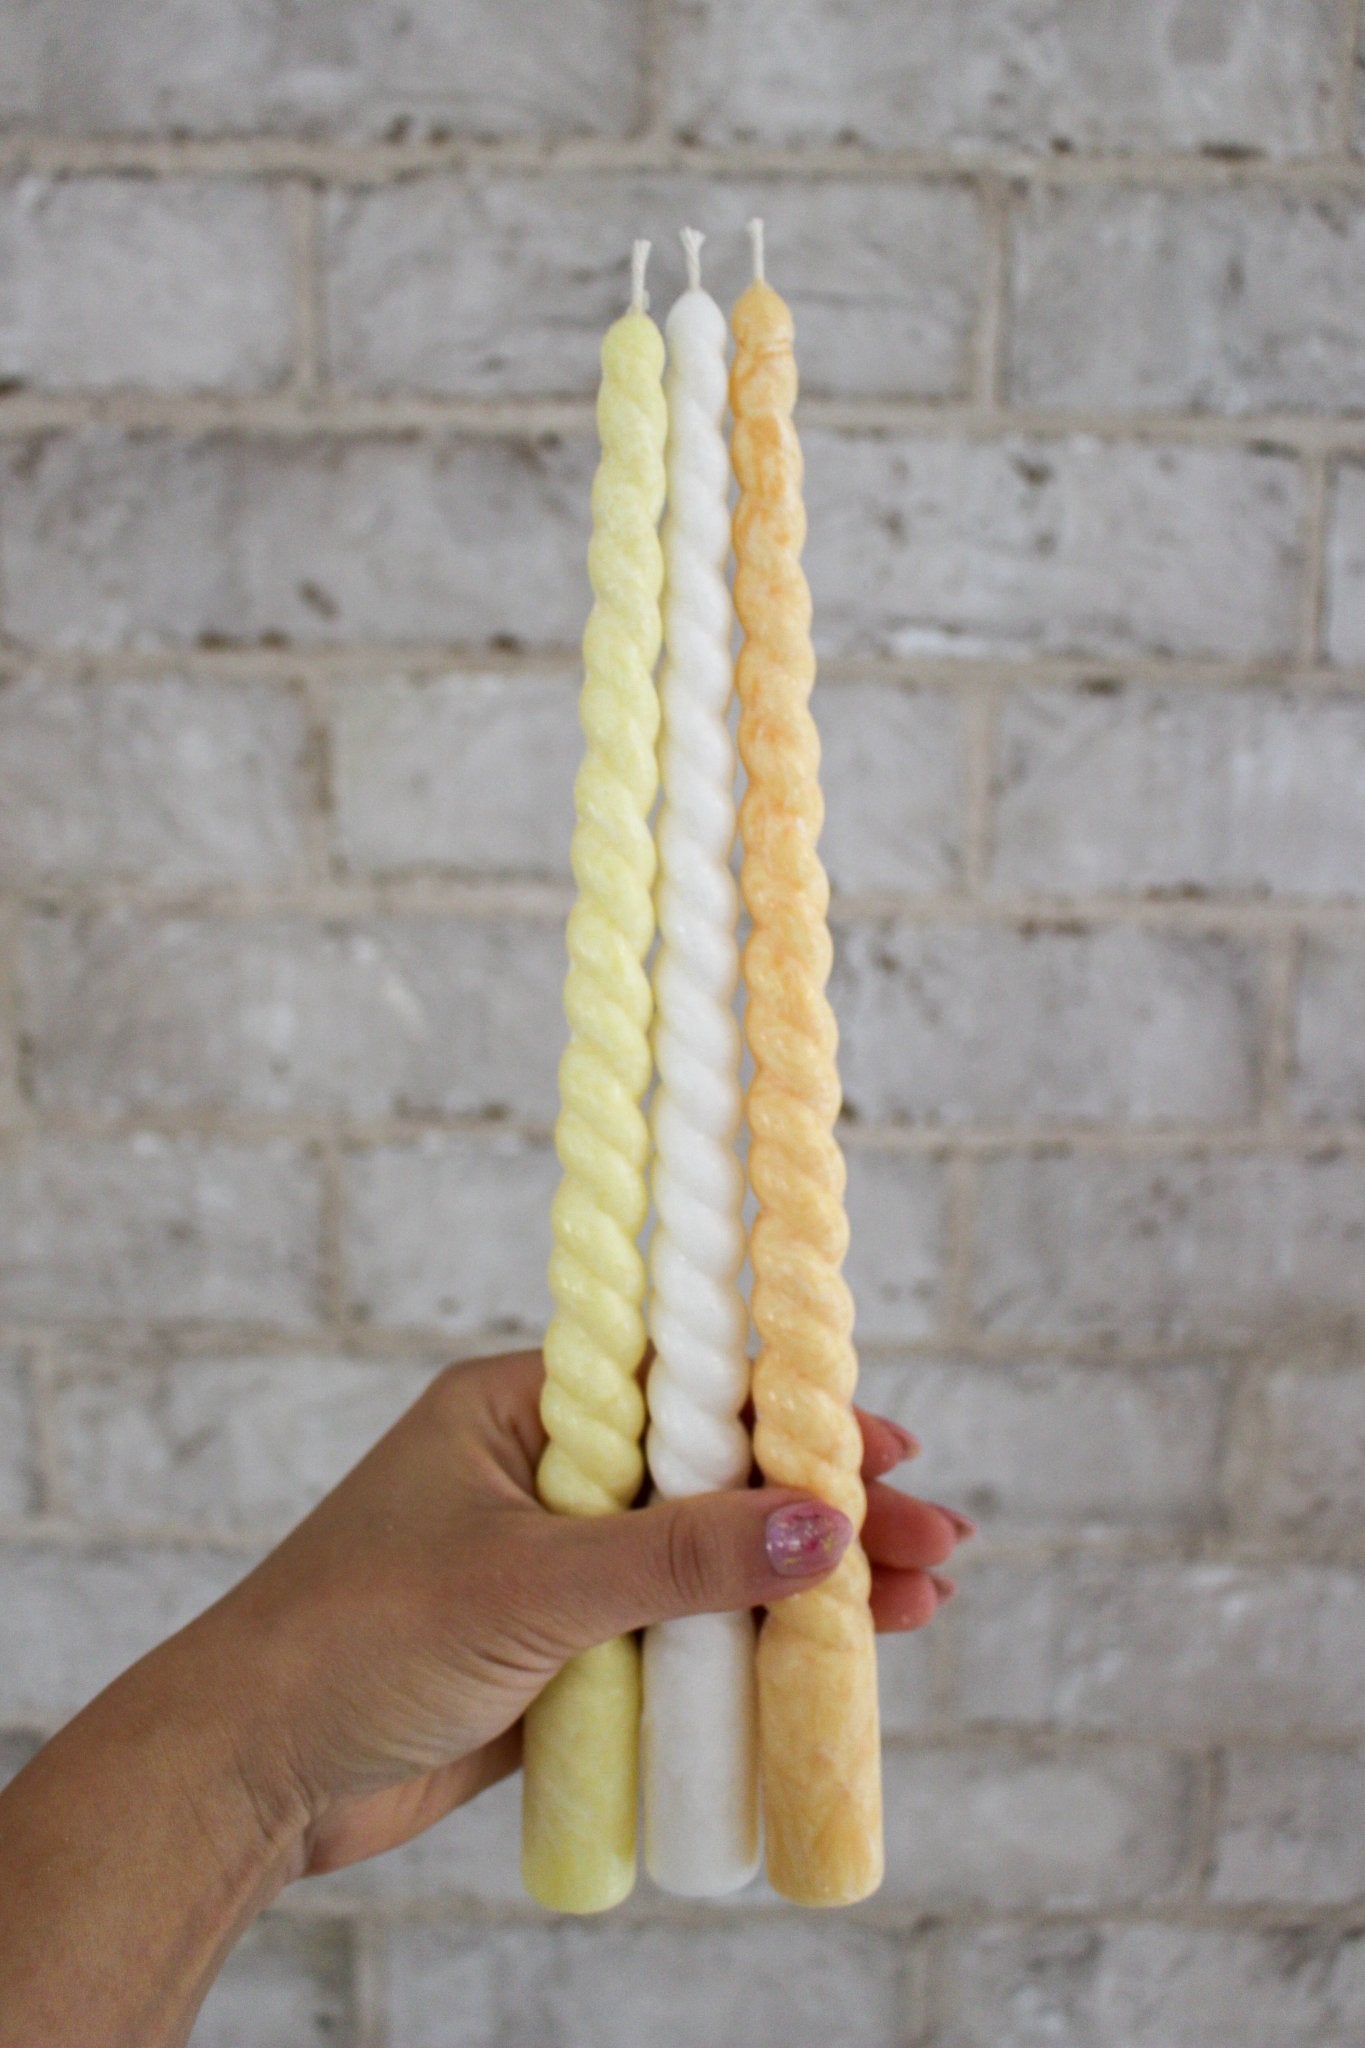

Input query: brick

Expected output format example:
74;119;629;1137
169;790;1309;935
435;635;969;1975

974;1153;1365;1347
191;1915;353;2048
843;1151;946;1345
0;1136;320;1326
0;674;307;888
0;0;645;139
24;911;565;1122
993;685;1365;900
1326;463;1365;665
0;1730;39;1785
325;175;980;401
1294;938;1365;1120
953;1559;1365;1735
0;1350;37;1515
820;684;964;895
50;1352;434;1534
801;435;1303;662
833;922;1261;1126
1232;1363;1365;1544
344;1136;556;1337
939;1923;1365;2048
0;1542;240;1721
663;0;1339;155
856;1357;1227;1534
873;1627;936;1745
1210;1746;1365;1904
333;672;579;878
0;433;594;652
382;1917;915;2048
0;178;292;394
1011;189;1365;414
880;1740;1192;1910
311;1768;526;1908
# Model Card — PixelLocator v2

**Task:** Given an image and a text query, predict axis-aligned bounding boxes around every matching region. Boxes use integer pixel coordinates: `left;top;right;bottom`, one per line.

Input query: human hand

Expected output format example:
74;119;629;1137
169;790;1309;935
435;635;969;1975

204;1348;973;1882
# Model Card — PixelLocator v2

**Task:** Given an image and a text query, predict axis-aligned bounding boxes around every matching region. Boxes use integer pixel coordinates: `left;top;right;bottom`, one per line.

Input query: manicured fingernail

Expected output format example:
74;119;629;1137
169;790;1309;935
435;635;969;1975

884;1421;921;1461
765;1502;854;1578
930;1573;957;1602
935;1504;977;1540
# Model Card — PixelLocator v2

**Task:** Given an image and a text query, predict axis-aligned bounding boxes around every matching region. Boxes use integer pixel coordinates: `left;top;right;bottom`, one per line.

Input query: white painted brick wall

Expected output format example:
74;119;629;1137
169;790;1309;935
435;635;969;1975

324;175;982;401
938;1923;1365;2048
1;3;1362;2042
1209;1747;1365;1905
832;922;1263;1125
662;0;1340;155
0;178;294;394
1010;189;1365;415
0;674;309;887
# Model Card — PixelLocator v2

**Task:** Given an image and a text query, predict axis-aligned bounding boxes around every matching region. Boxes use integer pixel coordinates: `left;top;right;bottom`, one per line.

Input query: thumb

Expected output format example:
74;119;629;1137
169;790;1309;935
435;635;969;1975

541;1488;855;1657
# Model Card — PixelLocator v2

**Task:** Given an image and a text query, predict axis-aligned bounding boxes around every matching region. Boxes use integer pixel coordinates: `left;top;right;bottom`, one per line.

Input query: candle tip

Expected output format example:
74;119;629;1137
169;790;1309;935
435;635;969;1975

630;238;651;314
680;225;704;291
747;217;765;284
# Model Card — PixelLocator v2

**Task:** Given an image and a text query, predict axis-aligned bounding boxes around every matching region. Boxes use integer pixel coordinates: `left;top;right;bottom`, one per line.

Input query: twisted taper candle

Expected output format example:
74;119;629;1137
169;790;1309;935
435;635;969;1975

642;228;758;1897
521;240;667;1914
731;218;884;1906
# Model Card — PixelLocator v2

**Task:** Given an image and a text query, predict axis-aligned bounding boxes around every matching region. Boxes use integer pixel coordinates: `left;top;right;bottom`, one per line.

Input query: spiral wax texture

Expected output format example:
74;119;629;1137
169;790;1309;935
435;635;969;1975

521;296;667;1914
731;269;884;1906
642;241;758;1897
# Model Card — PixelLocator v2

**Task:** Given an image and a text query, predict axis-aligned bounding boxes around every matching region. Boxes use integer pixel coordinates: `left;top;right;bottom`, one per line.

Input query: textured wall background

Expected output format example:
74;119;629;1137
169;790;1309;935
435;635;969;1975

2;2;1365;2042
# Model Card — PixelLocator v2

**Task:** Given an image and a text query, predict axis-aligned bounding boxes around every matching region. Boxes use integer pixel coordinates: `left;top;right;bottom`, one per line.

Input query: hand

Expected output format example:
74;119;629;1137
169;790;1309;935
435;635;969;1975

212;1347;972;1882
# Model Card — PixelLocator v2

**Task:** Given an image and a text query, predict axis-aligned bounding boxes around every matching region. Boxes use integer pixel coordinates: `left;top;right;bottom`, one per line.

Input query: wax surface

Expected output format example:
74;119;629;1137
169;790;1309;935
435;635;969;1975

731;270;885;1907
642;252;759;1897
521;301;666;1914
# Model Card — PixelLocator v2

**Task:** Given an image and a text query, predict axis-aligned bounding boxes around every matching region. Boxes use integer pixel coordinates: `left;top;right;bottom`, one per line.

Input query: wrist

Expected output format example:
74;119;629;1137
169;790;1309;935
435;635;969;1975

124;1602;315;1901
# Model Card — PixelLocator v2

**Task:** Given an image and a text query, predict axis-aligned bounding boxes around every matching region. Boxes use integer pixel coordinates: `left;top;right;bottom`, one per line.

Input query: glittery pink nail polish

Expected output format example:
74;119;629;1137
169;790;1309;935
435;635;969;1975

765;1501;854;1578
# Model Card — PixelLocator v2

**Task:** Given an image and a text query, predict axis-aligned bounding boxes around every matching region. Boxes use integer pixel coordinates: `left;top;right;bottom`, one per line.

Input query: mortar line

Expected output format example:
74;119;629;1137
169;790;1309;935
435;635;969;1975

285;178;325;396
22;1335;65;1519
8;133;1365;189
9;644;1365;694
12;1101;1365;1156
350;1914;389;2048
15;877;1365;938
1332;0;1363;154
941;1151;977;1346
8;389;1365;453
317;1135;350;1333
638;0;672;143
971;173;1012;410
1298;453;1332;663
960;679;999;896
297;671;339;886
1259;925;1302;1133
1186;1748;1223;1904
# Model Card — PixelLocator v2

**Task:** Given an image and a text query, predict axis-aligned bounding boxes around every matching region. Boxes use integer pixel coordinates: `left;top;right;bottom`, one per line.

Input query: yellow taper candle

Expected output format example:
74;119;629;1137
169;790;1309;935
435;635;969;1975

521;240;667;1913
731;219;884;1907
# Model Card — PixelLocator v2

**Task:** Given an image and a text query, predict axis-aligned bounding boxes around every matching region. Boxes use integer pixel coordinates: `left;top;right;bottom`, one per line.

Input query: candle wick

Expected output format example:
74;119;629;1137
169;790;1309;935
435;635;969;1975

680;225;703;291
630;237;651;314
748;216;765;284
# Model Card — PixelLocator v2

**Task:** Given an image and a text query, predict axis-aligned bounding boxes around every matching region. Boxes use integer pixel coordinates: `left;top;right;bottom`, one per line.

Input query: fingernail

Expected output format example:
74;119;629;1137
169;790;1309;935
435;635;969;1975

930;1573;957;1602
935;1504;977;1540
884;1421;921;1461
765;1501;854;1578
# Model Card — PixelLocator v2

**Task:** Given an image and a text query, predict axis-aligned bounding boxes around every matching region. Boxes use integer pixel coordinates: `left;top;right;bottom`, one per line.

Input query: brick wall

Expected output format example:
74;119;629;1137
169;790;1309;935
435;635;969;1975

2;3;1364;2043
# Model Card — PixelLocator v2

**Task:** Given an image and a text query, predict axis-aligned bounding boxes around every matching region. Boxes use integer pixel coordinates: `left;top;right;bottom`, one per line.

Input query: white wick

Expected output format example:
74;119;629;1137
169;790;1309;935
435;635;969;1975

680;225;704;292
747;216;765;283
631;237;651;313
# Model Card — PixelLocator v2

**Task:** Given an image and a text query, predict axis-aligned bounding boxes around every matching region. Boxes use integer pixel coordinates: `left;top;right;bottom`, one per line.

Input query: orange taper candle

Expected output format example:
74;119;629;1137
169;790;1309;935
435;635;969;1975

730;218;883;1907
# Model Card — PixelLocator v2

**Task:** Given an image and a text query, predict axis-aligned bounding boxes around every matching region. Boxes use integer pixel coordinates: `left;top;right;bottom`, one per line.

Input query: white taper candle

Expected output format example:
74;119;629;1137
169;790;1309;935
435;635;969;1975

641;227;759;1897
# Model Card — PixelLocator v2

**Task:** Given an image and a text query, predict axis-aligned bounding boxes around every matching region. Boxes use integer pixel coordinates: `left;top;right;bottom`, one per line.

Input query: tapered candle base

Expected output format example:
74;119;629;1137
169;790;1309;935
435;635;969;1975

522;1635;640;1913
757;1581;883;1907
642;1609;760;1896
